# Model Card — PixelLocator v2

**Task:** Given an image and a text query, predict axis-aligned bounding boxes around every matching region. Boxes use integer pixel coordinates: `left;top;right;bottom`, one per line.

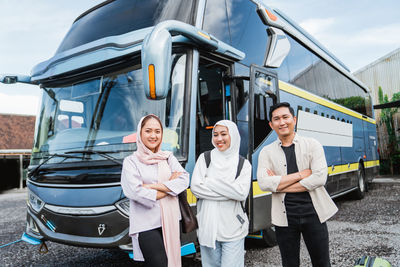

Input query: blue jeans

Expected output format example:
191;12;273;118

275;214;331;267
200;238;245;267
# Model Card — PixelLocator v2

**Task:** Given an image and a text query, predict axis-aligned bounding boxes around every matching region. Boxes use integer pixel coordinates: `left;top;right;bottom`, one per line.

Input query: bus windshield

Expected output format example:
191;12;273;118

57;0;197;53
31;54;187;165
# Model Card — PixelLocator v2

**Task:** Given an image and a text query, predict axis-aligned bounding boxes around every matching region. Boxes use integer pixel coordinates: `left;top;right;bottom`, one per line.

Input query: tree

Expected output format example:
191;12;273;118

378;86;400;174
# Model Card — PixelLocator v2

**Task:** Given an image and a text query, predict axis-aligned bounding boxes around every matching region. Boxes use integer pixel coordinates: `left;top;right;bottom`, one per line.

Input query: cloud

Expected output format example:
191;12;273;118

349;23;400;46
296;16;400;71
299;18;336;36
0;93;39;115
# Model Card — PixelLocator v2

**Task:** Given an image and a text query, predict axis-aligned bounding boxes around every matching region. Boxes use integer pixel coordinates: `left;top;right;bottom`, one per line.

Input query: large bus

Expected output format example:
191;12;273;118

1;0;379;256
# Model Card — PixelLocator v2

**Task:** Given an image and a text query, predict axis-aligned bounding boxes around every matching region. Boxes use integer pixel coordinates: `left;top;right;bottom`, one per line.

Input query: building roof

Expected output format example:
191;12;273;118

0;114;36;150
353;47;400;74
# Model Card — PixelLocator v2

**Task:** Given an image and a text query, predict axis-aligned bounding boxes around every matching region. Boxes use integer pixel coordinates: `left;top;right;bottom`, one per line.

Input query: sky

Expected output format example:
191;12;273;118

0;0;399;116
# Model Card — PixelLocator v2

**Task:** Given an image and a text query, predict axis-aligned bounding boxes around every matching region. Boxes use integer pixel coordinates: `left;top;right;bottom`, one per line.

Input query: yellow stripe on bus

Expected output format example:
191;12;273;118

328;163;359;175
252;181;271;196
189;161;379;202
364;160;380;168
186;188;197;205
279;81;376;124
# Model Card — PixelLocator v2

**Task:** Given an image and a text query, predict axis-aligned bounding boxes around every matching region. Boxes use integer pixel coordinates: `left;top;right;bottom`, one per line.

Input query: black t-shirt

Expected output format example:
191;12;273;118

281;144;316;217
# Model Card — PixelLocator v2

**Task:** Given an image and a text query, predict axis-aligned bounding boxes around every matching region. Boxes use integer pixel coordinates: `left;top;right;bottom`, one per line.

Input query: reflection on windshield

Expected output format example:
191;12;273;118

32;54;186;165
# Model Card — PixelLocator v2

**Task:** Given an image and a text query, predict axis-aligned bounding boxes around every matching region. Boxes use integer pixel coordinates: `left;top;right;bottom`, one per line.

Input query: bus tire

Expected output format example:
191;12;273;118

262;227;277;247
353;164;366;200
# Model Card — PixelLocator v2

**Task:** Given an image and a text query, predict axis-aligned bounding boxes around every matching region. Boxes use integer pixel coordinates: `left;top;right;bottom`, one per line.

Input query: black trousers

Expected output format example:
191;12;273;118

275;214;331;267
138;227;168;267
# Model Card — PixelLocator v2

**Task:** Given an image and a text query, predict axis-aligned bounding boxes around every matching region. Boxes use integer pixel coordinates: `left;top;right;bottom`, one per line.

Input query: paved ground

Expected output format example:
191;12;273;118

0;177;399;266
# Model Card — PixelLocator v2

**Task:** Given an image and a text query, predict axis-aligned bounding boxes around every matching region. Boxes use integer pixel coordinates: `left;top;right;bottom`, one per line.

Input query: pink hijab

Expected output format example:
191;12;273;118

134;114;181;267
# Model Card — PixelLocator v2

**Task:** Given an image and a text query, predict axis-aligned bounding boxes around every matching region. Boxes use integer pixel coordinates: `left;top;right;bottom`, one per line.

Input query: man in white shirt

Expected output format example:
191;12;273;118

257;102;337;267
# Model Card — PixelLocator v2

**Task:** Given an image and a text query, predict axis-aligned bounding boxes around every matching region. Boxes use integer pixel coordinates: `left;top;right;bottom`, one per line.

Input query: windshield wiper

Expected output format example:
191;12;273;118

28;153;85;178
65;150;123;166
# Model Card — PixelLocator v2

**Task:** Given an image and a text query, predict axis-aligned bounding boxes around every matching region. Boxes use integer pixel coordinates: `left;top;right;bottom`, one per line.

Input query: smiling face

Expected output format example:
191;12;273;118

140;118;162;153
269;106;297;139
213;125;231;152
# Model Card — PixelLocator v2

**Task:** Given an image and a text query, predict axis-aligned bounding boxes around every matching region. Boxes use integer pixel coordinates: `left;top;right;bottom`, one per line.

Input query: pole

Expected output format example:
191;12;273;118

19;154;23;189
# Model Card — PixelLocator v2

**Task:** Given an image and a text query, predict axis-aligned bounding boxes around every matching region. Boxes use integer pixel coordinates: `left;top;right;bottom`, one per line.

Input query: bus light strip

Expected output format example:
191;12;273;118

148;64;156;99
279;81;376;124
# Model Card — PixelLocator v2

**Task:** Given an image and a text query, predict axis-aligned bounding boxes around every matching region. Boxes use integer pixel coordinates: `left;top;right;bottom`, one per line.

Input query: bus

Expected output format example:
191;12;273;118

0;0;379;256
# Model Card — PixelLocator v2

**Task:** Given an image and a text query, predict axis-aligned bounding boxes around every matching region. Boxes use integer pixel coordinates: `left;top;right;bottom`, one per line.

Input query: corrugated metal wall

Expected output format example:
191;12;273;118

354;48;400;159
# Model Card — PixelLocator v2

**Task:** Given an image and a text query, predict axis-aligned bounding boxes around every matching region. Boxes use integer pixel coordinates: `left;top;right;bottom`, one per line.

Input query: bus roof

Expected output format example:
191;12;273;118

255;0;371;94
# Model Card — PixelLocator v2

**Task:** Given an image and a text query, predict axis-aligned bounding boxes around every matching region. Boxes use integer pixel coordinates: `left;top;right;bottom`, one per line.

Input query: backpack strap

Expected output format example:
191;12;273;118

204;150;245;177
235;156;245;179
204;150;211;168
236;155;247;213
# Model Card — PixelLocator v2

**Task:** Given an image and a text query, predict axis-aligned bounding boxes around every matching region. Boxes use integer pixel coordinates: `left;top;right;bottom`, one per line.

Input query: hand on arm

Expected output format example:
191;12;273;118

156;191;168;200
278;182;307;192
143;172;182;199
273;169;312;192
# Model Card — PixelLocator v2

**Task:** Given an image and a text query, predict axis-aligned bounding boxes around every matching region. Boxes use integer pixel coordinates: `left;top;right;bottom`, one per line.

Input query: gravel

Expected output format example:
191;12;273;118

0;180;399;266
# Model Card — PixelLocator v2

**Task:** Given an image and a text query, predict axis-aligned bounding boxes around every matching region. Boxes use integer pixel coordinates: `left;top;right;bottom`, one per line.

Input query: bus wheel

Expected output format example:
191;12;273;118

263;227;277;247
353;165;366;200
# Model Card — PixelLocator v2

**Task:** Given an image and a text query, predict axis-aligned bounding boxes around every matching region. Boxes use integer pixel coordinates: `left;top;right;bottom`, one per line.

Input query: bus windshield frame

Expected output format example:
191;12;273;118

31;53;188;167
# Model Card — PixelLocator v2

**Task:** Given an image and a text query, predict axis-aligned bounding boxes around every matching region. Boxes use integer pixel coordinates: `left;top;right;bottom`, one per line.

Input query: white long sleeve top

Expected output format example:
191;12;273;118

190;153;251;248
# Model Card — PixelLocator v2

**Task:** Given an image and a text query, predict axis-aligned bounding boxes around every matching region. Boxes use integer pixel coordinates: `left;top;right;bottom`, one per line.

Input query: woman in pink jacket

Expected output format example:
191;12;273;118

121;114;189;267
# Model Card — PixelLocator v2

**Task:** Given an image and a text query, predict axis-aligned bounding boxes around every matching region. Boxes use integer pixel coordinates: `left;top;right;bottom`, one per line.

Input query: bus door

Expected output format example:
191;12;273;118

195;56;231;157
362;117;377;179
248;64;279;236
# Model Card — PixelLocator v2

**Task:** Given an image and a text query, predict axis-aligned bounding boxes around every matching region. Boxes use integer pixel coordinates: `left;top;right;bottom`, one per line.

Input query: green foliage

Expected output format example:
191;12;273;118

378;86;384;103
334;96;365;109
378;86;400;174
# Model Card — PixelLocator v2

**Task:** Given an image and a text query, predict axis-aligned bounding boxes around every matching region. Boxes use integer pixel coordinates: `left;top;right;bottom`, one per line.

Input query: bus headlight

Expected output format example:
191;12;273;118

115;198;129;217
28;189;45;213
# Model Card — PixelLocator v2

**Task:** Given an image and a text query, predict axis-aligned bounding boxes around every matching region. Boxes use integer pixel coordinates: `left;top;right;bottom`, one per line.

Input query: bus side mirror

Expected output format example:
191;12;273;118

0;74;32;84
142;28;172;100
264;27;290;68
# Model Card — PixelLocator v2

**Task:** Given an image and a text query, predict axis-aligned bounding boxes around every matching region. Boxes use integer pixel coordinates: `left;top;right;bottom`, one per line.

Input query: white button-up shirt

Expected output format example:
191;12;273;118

257;134;338;227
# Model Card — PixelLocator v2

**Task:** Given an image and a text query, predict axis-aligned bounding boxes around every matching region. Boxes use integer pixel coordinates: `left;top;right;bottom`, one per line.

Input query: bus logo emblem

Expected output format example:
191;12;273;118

98;224;106;236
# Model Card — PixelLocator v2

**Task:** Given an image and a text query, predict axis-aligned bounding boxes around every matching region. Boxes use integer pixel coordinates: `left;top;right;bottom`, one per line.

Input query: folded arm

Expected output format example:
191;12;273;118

275;169;311;192
190;154;229;201
257;149;282;192
121;158;158;207
298;139;328;191
143;155;190;196
205;160;251;201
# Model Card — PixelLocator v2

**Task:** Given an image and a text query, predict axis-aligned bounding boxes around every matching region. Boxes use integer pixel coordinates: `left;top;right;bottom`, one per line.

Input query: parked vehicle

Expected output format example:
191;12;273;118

0;0;378;255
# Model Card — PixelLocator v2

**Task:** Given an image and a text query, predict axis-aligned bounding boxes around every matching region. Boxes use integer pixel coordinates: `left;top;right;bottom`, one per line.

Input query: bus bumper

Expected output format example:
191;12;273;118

25;206;131;248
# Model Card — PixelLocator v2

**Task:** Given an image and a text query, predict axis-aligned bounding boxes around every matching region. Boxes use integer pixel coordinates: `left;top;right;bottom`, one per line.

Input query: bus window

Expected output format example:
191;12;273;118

196;56;228;156
250;66;277;149
203;0;268;67
285;35;315;91
314;110;318;115
305;107;310;113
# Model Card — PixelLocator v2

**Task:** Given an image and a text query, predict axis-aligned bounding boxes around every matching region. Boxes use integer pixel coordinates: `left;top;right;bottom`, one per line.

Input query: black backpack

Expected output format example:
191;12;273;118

203;150;247;212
